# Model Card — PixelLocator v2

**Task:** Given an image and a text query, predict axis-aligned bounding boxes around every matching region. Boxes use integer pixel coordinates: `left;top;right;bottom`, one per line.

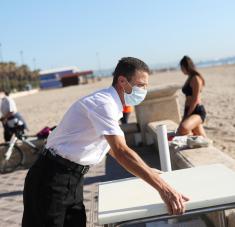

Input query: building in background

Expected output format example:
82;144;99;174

39;66;94;89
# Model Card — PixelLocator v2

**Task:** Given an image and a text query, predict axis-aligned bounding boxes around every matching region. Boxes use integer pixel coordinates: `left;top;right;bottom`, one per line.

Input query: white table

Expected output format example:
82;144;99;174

98;164;235;226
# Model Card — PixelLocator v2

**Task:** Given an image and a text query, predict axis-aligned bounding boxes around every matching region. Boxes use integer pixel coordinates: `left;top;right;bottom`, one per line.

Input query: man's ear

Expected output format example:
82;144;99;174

117;75;126;87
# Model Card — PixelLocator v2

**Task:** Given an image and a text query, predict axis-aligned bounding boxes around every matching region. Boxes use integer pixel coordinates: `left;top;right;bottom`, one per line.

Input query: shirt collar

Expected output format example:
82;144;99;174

109;86;123;113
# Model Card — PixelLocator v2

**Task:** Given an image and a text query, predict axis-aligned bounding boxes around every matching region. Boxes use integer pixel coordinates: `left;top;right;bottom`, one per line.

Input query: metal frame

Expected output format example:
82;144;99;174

103;202;235;227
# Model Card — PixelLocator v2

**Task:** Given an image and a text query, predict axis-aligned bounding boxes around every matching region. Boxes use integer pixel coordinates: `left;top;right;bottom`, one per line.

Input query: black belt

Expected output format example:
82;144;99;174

41;147;89;175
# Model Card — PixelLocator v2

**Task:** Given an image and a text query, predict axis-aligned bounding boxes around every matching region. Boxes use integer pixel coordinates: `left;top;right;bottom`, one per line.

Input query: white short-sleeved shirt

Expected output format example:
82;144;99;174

0;96;17;117
46;86;124;165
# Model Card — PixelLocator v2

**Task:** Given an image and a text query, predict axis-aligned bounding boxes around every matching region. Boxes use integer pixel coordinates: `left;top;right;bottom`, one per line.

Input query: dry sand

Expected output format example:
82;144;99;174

1;64;234;159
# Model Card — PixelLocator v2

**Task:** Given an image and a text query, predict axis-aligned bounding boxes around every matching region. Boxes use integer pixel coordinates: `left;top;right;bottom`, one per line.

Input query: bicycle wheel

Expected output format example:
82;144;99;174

0;144;23;173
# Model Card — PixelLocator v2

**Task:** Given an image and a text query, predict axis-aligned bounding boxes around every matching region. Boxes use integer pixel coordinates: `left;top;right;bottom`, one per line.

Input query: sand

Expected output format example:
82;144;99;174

1;64;234;159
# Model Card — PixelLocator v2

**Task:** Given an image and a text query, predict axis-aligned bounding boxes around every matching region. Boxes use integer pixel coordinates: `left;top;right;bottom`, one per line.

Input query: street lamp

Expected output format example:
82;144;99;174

32;58;36;70
96;52;102;78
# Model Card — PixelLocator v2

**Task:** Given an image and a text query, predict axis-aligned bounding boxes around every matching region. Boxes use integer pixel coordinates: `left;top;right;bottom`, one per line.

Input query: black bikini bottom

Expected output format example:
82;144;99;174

184;104;206;122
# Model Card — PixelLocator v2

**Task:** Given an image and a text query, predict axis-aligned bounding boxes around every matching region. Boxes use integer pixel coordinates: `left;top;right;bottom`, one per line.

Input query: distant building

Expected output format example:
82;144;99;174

39;66;94;89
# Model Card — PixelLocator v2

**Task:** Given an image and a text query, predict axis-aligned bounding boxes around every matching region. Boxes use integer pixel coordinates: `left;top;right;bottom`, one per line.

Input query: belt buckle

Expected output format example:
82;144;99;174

49;148;57;156
81;166;89;175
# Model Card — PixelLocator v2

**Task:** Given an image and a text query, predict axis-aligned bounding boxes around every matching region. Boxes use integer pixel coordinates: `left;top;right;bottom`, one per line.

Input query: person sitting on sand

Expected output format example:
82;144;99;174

177;56;207;137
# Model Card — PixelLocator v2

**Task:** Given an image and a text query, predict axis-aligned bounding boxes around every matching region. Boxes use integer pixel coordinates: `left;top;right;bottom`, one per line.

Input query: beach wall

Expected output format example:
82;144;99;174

0;89;39;99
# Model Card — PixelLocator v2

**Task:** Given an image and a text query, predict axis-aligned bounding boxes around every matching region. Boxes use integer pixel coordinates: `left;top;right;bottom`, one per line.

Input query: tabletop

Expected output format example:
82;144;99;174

98;164;235;225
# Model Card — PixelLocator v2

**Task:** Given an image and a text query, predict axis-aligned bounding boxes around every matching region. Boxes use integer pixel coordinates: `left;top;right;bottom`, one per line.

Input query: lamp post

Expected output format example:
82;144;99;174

32;58;36;70
20;50;24;65
96;52;102;79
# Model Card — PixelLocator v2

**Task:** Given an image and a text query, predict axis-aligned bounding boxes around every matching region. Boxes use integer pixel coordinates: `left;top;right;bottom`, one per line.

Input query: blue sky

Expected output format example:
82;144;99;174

0;0;235;71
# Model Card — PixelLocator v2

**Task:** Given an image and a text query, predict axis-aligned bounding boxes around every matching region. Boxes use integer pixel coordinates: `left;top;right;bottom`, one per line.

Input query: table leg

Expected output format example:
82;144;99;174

217;210;227;227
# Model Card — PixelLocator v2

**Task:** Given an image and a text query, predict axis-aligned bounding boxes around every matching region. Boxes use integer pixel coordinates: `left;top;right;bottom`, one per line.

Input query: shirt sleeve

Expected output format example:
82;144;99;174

88;102;124;137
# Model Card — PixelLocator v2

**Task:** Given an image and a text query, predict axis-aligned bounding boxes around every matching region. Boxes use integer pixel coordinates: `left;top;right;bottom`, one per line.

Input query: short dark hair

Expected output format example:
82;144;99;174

112;57;150;86
4;89;11;96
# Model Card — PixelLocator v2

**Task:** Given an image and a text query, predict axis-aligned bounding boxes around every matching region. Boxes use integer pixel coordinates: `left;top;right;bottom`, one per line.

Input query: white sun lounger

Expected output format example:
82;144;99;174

98;164;235;226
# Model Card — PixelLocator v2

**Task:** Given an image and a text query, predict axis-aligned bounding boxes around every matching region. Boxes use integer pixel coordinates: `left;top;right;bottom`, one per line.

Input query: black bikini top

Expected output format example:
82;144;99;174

182;76;194;96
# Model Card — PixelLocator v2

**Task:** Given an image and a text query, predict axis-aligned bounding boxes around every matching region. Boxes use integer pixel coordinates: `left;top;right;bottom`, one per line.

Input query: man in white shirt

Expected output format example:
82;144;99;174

22;57;189;227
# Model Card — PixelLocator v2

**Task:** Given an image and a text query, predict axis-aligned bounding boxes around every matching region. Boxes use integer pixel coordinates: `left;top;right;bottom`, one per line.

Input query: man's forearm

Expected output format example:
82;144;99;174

106;135;190;215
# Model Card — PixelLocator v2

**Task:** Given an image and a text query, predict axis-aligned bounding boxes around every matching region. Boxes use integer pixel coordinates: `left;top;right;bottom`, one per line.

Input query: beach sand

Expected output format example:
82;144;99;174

1;64;234;159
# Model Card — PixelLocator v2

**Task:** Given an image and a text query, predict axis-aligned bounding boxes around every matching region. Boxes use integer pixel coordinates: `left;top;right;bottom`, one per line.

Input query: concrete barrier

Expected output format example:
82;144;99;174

147;120;178;154
12;89;39;98
135;85;181;145
120;123;142;147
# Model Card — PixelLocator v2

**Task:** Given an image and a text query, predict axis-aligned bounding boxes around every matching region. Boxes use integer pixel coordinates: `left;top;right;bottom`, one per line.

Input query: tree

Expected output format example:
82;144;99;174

0;62;40;92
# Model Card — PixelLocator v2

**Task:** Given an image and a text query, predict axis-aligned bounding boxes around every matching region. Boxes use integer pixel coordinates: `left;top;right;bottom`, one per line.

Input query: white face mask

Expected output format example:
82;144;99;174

124;84;147;106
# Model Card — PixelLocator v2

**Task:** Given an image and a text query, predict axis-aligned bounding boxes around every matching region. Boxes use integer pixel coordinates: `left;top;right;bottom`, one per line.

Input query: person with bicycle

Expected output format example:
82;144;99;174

0;90;27;142
22;57;189;227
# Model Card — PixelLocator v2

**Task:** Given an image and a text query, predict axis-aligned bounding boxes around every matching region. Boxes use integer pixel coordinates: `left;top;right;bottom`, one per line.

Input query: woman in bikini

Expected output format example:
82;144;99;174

177;56;207;137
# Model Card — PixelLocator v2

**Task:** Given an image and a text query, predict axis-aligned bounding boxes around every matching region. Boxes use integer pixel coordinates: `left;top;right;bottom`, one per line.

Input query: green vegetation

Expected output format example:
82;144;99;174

0;62;39;92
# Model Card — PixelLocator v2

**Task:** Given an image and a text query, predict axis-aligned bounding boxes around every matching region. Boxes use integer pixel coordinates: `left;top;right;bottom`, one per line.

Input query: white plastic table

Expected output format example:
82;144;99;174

98;164;235;227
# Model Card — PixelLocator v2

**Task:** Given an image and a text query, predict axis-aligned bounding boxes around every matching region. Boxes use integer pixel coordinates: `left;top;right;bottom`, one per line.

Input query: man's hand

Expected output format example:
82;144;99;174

158;182;190;215
150;168;189;215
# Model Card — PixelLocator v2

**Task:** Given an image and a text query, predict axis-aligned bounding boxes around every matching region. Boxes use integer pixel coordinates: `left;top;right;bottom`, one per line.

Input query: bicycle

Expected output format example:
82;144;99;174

0;125;45;173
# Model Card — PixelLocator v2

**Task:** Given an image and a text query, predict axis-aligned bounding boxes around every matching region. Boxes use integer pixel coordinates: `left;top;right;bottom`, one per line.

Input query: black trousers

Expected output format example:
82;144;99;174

2;123;13;142
22;154;87;227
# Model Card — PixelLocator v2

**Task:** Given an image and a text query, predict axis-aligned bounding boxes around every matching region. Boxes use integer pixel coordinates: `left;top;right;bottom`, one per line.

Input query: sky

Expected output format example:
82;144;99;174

0;0;235;71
